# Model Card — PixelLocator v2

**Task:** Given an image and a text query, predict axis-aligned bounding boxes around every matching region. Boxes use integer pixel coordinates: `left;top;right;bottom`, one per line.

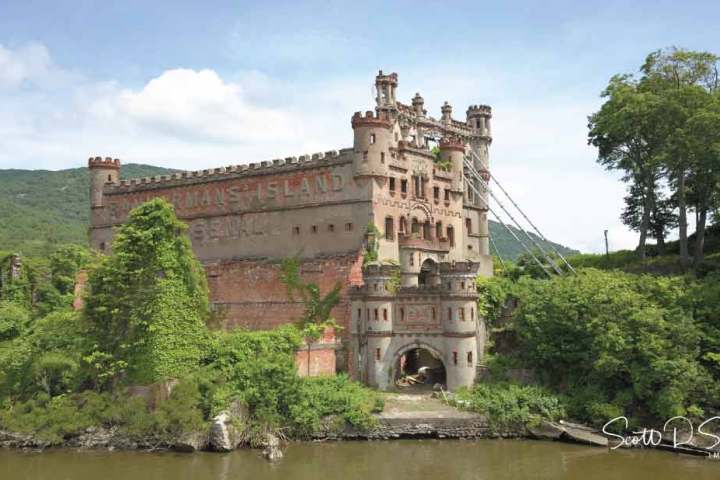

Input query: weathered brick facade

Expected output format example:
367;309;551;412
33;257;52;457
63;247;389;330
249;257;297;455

88;71;493;389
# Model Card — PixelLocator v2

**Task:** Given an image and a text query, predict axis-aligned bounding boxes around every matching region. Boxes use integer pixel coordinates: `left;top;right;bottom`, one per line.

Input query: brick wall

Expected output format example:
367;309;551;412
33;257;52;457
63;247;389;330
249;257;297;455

205;252;365;372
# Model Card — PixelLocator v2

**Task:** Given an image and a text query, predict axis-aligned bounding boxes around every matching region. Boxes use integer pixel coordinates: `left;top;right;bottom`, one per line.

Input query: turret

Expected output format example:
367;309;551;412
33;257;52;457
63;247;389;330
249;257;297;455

440;261;481;390
374;70;398;109
466;104;492;139
439;137;466;192
352;110;393;177
411;92;425;117
88;156;120;209
465;105;492;257
441;101;453;124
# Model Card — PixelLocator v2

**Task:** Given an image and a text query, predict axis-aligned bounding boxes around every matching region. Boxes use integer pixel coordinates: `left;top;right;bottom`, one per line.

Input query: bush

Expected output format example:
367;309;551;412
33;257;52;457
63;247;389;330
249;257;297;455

0;301;29;340
452;383;565;429
290;374;382;435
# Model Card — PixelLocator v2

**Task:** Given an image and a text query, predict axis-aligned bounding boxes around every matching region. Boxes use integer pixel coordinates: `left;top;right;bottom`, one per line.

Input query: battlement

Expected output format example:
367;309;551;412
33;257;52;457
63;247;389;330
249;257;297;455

88;156;120;169
375;70;398;86
351;110;393;129
439;261;481;275
108;149;351;191
439;137;466;152
466;104;492;116
362;263;400;277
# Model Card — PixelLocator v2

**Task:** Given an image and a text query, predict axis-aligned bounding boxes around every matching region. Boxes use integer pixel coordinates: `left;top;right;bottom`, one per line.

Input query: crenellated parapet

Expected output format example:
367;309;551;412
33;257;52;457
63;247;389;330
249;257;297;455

107;149;350;192
88;156;120;170
351;110;393;129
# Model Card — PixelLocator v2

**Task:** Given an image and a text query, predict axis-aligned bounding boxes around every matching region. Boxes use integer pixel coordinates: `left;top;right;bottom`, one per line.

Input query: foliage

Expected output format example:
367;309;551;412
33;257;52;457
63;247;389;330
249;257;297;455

289;374;383;435
363;222;381;265
0;301;30;341
83;198;210;386
500;269;715;423
0;382;206;446
279;255;341;339
0;164;176;256
431;146;451;171
0;310;86;399
452;383;565;430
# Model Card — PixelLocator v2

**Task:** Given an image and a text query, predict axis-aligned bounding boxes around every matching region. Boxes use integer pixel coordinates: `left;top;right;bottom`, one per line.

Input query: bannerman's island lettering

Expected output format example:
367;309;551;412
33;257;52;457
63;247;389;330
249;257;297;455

108;173;344;220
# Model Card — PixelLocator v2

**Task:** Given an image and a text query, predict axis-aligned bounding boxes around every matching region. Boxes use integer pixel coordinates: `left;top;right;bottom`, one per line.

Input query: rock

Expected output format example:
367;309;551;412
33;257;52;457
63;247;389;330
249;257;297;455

174;431;208;452
559;421;608;447
209;412;240;452
262;433;283;462
528;420;564;440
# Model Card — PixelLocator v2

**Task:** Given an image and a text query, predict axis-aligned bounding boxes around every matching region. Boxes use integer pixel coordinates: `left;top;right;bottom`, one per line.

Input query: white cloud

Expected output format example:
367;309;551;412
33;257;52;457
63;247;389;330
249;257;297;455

0;42;77;89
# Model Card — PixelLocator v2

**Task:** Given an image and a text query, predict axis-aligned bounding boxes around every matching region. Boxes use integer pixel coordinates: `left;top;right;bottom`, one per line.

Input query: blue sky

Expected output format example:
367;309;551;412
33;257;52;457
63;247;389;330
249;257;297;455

1;1;718;252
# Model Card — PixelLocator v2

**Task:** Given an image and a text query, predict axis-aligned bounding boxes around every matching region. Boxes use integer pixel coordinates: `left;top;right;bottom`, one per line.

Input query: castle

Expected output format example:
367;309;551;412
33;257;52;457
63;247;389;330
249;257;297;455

88;71;493;390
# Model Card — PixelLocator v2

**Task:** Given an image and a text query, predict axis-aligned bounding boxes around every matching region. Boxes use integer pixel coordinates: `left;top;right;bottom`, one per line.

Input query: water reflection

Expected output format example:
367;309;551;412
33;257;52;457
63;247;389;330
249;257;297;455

0;439;716;480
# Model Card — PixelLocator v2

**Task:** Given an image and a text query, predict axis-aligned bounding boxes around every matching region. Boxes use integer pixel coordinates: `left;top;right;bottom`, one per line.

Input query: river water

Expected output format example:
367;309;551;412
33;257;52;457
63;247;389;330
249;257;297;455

1;439;717;480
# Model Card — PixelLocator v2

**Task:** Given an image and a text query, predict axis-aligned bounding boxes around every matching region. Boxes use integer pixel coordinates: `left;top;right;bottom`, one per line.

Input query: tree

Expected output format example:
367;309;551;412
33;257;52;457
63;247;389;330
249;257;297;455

588;75;667;258
84;199;210;386
620;182;677;253
640;48;720;267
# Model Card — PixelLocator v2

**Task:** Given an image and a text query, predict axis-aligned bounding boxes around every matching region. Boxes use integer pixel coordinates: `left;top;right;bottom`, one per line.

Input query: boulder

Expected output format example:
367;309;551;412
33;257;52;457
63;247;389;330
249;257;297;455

559;421;608;447
209;402;248;452
528;420;564;440
174;431;209;452
262;433;283;462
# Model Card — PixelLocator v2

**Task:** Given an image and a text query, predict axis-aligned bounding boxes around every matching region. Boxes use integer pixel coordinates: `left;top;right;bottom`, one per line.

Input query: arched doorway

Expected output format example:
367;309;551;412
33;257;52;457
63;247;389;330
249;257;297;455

393;344;446;390
418;258;438;286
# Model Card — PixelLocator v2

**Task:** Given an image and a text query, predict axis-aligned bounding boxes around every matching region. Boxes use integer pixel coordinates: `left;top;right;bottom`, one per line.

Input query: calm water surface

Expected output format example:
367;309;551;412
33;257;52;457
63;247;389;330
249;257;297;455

1;440;718;480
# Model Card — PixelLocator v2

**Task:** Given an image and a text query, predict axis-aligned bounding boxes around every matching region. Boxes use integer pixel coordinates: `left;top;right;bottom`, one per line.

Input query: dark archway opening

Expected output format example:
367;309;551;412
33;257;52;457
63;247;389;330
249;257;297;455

418;258;438;286
395;347;446;390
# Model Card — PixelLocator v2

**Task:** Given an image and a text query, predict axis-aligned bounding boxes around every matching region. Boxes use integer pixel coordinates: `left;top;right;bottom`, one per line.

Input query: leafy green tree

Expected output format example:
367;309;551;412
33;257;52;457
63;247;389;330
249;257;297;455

639;48;720;267
588;76;667;258
84;199;210;386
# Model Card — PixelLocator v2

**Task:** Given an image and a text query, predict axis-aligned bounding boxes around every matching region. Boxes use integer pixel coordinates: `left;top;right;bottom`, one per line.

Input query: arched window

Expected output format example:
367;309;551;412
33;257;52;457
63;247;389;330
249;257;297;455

436;221;443;239
422;221;430;240
385;216;394;240
465;217;472;234
399;217;407;234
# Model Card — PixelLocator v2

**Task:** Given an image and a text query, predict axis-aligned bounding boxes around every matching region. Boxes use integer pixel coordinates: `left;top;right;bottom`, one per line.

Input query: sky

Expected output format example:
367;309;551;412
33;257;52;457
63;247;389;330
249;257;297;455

1;0;718;253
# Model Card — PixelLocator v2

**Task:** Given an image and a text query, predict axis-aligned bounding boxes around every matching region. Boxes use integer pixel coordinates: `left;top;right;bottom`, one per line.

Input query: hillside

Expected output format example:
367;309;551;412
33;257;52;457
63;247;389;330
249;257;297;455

0;166;579;258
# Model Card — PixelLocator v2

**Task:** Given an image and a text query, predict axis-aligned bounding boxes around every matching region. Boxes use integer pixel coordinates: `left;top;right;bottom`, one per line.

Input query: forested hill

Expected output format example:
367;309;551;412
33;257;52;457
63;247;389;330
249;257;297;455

0;165;579;258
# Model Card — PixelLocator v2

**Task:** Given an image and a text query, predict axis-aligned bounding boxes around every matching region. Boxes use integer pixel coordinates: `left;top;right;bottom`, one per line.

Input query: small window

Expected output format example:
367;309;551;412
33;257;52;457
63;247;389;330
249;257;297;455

409;253;414;266
466;218;472;234
367;308;370;320
385;217;394;240
447;226;455;247
401;179;408;194
432;308;436;320
357;308;361;320
448;307;452;321
380;152;385;163
99;242;106;251
461;281;465;289
107;174;112;181
400;308;405;321
433;186;439;200
374;308;378;320
444;189;450;201
467;351;473;365
376;348;381;361
363;151;368;162
328;224;335;232
460;308;465;321
383;309;388;321
471;307;474;318
293;226;301;235
389;177;396;191
311;225;318;234
453;351;458;366
370;133;376;144
374;283;378;291
345;222;353;231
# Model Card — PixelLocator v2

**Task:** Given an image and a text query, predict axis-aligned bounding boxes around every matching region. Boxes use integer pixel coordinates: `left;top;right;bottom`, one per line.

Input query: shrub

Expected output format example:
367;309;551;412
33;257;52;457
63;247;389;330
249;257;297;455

452;383;565;429
290;374;382;435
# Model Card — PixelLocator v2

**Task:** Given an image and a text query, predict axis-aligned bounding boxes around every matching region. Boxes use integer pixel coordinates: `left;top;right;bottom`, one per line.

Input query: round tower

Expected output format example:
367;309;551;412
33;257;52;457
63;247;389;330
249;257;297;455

352;110;392;178
411;92;425;116
466;105;493;257
88;156;120;209
440;261;480;390
439;137;466;192
374;70;398;109
441;101;453;124
359;263;396;389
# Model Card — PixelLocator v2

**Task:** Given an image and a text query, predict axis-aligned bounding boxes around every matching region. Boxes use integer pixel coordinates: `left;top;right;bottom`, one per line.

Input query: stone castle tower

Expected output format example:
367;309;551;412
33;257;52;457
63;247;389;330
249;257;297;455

88;70;493;390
